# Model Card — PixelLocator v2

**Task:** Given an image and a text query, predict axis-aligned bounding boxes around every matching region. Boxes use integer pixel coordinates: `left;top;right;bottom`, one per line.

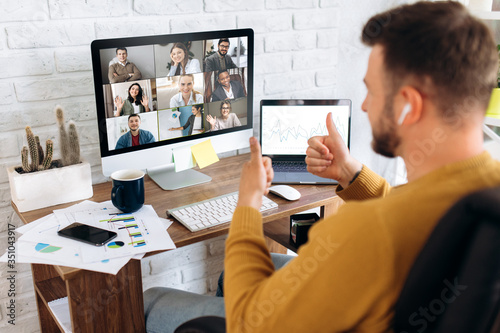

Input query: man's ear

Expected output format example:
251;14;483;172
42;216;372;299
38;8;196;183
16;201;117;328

397;86;424;125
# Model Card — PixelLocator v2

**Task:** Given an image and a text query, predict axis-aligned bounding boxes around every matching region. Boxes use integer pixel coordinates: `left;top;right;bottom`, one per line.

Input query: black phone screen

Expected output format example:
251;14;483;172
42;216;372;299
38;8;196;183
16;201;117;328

58;222;117;246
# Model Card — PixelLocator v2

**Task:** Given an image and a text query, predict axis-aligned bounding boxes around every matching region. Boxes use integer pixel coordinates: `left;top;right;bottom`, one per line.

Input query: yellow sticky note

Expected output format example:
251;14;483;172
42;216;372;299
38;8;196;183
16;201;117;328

190;139;219;169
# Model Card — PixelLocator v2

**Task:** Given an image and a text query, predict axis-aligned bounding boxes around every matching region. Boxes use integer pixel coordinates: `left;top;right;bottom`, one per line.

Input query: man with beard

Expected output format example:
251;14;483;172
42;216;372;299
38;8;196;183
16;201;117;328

115;114;155;149
144;2;500;332
221;1;500;332
204;38;237;72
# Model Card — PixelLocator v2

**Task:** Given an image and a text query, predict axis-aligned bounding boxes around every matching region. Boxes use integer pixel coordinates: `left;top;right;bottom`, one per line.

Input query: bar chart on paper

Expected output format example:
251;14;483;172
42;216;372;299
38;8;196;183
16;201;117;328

261;104;350;155
49;202;175;263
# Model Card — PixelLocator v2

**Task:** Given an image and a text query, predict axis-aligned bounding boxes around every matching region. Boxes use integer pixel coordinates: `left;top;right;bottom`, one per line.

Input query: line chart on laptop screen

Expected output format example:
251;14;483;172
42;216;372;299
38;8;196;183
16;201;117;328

262;105;350;155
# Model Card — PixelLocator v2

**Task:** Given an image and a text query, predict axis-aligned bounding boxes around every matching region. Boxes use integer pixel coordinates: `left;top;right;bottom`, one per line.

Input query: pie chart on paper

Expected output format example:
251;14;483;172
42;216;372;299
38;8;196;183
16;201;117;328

35;243;62;253
107;241;125;249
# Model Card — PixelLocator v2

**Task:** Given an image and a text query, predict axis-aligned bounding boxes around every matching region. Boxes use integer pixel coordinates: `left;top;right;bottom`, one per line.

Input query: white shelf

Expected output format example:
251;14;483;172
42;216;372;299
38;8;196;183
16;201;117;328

471;11;500;20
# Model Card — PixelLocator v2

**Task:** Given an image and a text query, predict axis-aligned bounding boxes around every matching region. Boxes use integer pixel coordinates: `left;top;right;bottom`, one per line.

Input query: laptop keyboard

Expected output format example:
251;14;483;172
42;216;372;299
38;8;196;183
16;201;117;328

272;161;308;172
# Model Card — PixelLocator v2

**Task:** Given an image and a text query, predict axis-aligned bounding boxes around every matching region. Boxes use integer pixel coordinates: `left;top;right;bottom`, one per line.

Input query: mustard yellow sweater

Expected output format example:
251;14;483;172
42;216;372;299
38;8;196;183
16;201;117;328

225;152;500;333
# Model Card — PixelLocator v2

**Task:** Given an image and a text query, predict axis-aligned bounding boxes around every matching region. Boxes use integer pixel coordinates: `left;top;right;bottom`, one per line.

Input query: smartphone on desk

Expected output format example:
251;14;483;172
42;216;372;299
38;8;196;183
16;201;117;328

58;222;117;246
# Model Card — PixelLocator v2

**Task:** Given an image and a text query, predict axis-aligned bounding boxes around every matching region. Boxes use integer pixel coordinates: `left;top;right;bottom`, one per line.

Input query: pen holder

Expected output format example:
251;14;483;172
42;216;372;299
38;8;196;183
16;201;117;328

290;213;320;249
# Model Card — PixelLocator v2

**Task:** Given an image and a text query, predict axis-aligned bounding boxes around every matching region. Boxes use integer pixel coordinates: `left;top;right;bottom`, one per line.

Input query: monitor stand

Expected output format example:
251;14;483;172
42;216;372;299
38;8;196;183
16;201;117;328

147;164;211;190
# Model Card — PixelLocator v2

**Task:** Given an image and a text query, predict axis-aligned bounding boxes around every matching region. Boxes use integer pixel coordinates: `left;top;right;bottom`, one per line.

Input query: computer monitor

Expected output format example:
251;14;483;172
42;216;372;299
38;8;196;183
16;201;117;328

91;29;254;190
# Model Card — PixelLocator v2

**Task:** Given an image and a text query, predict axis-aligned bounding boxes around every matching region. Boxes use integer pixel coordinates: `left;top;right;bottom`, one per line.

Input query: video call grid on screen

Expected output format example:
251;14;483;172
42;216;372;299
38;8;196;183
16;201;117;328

91;29;253;157
261;104;351;156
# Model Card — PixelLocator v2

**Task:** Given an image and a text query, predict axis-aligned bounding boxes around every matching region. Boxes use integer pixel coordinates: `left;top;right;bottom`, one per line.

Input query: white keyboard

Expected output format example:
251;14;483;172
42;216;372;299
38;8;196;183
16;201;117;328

167;191;278;232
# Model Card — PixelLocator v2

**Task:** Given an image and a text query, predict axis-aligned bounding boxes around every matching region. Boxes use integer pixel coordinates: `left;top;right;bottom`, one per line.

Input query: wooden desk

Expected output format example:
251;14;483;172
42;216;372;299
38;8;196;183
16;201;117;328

14;154;339;332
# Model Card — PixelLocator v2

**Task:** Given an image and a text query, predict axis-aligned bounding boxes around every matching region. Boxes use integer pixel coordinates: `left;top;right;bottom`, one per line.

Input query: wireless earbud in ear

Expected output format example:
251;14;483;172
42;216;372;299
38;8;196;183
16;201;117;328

398;103;412;125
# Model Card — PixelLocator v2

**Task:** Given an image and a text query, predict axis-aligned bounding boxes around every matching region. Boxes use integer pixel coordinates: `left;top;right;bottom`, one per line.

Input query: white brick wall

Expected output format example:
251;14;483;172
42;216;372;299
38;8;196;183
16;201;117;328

6;22;95;49
134;0;204;15
14;75;94;102
0;0;400;331
1;1;50;23
0;83;14;105
48;0;129;19
55;47;93;73
0;51;53;78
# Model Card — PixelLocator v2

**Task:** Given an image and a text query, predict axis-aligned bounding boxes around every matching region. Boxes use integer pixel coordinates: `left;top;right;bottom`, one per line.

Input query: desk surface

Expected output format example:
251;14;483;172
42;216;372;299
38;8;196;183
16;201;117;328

14;153;338;277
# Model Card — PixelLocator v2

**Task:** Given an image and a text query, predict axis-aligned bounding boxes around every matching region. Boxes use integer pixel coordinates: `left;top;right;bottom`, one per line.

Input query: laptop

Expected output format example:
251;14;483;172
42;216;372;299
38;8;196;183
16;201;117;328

260;99;351;184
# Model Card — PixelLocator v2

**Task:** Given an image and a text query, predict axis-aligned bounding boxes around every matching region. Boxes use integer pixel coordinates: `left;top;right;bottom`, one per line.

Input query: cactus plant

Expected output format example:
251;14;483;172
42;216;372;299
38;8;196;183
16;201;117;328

68;121;80;165
26;126;38;172
56;106;80;167
20;126;53;173
35;136;44;164
21;146;30;173
17;106;81;174
41;140;53;171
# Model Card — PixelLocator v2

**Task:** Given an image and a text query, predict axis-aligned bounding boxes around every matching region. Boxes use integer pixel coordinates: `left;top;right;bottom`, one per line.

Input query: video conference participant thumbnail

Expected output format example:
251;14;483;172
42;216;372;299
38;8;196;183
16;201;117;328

204;38;238;72
169;104;205;136
168;42;201;76
154;41;204;78
169;74;204;108
114;82;150;116
211;70;246;102
115;114;156;150
205;98;246;131
108;47;142;83
102;45;155;84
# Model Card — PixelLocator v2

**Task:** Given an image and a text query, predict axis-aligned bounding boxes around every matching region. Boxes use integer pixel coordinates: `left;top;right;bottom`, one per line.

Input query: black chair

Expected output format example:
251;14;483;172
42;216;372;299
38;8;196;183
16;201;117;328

393;186;500;333
174;186;500;333
174;316;226;333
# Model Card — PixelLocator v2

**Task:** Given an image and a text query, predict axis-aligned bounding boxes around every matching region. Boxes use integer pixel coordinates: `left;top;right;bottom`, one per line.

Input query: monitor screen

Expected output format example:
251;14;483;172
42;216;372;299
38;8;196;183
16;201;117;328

91;29;254;189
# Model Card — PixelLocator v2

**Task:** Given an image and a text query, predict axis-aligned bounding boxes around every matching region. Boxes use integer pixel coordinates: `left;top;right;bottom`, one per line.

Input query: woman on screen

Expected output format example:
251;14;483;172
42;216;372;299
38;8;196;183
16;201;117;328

170;74;204;108
168;42;201;76
114;83;150;117
206;100;241;131
168;104;204;135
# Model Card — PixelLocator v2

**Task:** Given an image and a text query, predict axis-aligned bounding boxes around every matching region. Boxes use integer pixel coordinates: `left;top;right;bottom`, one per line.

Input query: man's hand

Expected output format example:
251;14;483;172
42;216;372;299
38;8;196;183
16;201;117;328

306;113;362;188
237;137;274;210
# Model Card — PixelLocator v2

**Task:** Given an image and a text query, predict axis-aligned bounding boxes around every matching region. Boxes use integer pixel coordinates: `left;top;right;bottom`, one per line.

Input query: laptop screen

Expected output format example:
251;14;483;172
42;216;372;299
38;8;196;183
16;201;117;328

260;100;351;157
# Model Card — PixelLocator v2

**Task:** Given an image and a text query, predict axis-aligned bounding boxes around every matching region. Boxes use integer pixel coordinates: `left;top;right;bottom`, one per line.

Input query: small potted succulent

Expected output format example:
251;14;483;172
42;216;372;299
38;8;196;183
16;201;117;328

7;106;93;212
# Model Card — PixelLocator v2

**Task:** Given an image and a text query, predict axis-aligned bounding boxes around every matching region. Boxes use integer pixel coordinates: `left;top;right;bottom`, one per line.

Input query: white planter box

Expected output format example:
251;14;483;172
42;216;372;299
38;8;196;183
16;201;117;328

7;161;93;212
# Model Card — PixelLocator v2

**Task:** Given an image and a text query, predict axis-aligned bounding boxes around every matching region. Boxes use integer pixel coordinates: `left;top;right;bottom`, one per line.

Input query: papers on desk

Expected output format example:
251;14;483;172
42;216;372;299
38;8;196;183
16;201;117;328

0;200;176;275
48;297;72;333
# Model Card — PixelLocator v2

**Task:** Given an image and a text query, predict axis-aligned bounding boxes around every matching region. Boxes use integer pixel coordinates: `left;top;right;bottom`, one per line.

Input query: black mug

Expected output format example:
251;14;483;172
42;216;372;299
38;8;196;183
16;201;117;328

111;169;145;213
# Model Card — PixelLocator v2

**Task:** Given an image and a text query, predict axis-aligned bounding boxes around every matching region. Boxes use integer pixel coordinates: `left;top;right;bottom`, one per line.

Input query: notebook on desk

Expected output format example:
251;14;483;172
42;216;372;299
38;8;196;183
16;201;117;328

260;99;351;184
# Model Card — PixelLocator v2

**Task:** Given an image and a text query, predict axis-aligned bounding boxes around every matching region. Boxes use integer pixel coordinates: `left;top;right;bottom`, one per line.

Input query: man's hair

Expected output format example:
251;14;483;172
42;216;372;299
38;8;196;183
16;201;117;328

362;1;498;116
116;47;127;54
128;114;140;120
218;38;230;45
218;70;229;79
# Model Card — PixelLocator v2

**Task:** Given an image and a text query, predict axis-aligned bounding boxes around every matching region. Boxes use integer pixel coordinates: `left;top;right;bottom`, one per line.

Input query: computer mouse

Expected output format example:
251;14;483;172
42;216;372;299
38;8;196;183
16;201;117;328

268;185;301;201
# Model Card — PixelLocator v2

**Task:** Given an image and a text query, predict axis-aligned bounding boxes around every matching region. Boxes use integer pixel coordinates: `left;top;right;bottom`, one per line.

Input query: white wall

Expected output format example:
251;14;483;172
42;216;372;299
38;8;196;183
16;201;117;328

0;1;406;331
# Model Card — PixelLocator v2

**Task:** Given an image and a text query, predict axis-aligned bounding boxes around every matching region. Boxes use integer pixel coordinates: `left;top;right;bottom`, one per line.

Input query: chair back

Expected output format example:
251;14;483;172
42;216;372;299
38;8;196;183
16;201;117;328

393;186;500;333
